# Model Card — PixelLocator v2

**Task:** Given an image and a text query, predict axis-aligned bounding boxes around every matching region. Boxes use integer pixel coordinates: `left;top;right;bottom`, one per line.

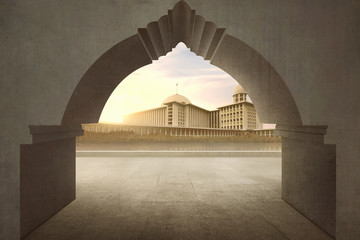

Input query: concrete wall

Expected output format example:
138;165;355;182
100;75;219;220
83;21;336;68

277;125;336;237
19;125;83;238
1;1;359;239
20;138;77;238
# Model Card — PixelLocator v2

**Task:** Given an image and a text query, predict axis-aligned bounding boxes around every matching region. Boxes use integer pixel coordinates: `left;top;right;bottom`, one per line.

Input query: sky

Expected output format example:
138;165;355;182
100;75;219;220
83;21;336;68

98;43;278;128
99;43;242;123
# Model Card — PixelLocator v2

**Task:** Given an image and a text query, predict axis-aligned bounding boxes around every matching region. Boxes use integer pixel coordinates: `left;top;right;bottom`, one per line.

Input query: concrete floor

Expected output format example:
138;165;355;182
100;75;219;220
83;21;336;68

24;157;333;240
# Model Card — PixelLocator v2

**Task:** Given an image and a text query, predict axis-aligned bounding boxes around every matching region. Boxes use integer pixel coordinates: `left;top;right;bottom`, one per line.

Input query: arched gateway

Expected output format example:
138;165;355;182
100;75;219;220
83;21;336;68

61;1;302;126
21;1;336;239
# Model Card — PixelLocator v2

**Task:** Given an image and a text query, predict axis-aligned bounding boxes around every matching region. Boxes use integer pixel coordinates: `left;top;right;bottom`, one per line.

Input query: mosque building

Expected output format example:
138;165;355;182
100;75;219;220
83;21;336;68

123;85;262;130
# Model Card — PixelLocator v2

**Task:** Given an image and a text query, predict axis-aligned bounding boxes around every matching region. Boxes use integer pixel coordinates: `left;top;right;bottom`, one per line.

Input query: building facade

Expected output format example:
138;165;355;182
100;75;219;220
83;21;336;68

218;84;262;129
82;123;276;138
123;85;262;130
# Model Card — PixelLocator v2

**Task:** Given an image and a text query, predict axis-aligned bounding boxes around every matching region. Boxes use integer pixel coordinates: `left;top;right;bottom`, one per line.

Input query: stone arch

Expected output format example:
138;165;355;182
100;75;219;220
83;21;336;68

61;0;302;126
21;1;336;239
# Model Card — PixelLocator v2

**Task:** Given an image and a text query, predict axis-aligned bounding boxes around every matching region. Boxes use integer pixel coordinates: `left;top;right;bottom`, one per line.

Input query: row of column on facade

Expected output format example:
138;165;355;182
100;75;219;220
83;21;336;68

83;124;276;137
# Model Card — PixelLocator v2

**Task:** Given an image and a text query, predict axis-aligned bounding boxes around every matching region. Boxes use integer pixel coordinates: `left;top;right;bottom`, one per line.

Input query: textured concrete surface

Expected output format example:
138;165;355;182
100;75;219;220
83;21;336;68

1;1;360;239
282;137;336;237
20;138;77;238
276;125;336;237
24;157;332;240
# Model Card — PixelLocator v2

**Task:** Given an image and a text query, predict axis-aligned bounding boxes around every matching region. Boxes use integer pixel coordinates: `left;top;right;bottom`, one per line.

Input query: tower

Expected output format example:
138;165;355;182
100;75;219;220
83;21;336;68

233;85;247;103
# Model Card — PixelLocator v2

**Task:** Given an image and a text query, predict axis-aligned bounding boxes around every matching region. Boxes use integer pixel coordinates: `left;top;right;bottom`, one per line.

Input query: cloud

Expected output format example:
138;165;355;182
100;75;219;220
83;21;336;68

152;43;228;79
100;42;240;123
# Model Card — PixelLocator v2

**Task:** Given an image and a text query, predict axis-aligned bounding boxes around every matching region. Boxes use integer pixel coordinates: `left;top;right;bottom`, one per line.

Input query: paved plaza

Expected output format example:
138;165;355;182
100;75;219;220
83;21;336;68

24;157;333;240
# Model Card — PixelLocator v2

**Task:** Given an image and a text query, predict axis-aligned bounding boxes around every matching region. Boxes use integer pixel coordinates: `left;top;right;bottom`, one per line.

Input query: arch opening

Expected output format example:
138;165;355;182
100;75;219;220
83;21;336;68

77;42;280;152
61;0;302;127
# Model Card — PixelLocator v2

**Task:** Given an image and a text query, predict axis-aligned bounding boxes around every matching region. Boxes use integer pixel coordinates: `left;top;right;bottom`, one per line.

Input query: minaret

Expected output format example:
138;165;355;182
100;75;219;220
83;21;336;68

233;84;247;103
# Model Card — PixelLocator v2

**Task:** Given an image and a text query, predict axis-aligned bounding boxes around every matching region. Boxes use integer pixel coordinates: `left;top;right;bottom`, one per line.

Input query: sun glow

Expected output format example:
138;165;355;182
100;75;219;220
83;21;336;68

99;43;239;123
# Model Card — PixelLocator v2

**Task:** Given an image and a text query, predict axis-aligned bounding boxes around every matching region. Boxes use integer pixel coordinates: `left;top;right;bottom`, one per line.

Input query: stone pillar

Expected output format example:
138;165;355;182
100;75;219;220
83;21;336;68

20;125;83;238
275;125;336;238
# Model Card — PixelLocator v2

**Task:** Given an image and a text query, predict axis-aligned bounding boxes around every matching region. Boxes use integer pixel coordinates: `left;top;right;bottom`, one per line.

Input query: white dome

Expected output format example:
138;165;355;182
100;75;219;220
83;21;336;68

234;85;246;94
162;94;191;105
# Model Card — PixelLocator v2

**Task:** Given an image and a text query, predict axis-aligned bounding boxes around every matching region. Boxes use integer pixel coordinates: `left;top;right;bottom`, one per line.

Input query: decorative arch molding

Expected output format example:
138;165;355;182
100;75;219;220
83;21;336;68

61;0;302;126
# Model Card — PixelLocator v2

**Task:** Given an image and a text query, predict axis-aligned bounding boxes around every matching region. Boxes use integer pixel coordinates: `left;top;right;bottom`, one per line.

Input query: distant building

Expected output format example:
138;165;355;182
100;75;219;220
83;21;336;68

124;85;262;130
123;94;211;128
218;85;262;130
